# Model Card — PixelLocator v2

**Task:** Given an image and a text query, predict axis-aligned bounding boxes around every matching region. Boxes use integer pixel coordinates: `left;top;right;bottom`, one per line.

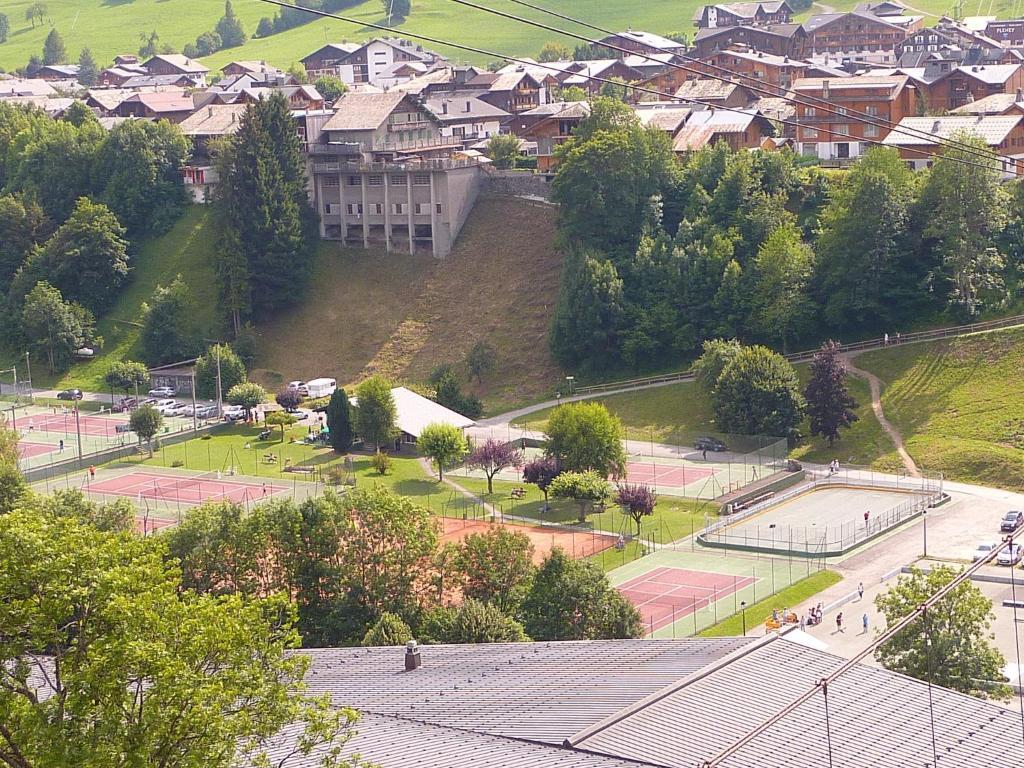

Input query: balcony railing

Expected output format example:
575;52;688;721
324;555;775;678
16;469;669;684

313;156;482;174
372;136;462;152
307;141;363;155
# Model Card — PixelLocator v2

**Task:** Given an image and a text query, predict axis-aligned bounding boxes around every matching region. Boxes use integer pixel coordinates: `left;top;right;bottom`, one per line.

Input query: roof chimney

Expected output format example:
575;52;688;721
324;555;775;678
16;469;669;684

405;640;422;671
932;119;940;132
465;99;472;112
1017;87;1023;101
441;100;448;114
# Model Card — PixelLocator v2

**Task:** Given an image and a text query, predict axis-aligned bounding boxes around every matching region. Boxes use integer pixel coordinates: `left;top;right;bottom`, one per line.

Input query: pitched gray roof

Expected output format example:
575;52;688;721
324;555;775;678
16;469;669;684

572;638;1024;768
262;715;651;768
321;91;411;131
300;639;753;745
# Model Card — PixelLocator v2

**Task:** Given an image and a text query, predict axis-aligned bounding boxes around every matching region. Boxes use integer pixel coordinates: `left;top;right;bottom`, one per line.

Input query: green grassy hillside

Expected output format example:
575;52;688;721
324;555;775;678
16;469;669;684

0;0;692;73
45;206;222;393
856;328;1024;489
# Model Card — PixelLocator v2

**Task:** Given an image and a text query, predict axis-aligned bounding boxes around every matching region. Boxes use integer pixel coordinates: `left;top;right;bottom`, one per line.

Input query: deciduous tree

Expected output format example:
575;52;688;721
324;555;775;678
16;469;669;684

454;526;535;612
693;337;741;395
0;13;9;43
129;403;163;456
265;409;297;441
615;483;656;536
545;401;626;478
21;281;95;373
381;0;412;22
713;344;805;441
194;343;246;400
522;548;642;640
522;455;561;507
875;565;1009;698
466;340;497;383
361;612;412;646
354;375;397;451
750;220;814;351
418;422;469;481
549;469;611;523
486;133;521;169
314;74;347;102
103;359;149;399
0;193;50;284
140;276;196;366
276;385;303;411
466;438;523;494
227;381;267;420
538;41;570;61
420;598;529;644
804;340;858;446
550;247;625;367
0;506;365;768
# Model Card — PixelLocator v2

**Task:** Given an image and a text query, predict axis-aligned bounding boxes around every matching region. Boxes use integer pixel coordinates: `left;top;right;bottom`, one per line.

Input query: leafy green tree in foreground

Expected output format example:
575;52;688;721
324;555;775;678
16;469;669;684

21;281;96;374
486;133;521;170
615;483;656;536
749;220;815;352
0;507;366;768
804;340;858;446
875;565;1009;699
545;401;627;478
418;422;469;481
354;375;397;451
522;548;642;640
466;438;523;494
130;403;163;457
713;344;805;441
140;275;195;366
0;415;25;514
693;337;742;395
314;75;347;102
266;410;297;441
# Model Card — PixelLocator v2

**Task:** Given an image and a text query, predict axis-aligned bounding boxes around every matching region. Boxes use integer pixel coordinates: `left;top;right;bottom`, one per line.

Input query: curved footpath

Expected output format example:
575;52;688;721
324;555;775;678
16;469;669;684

842;354;921;478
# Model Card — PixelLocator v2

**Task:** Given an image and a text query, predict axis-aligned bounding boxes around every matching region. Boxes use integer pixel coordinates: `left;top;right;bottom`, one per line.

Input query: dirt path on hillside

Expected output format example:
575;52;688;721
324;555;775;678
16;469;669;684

843;355;921;477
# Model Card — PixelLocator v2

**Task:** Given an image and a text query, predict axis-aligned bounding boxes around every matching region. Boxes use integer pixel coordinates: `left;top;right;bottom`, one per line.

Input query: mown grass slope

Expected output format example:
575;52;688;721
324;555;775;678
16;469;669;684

23;206;221;392
856;328;1024;489
252;195;564;412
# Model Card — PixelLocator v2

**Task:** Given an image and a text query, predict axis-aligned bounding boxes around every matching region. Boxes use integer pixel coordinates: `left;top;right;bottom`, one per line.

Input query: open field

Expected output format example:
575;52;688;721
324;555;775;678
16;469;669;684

855;328;1024;490
0;0;691;73
3;207;222;393
254;195;563;413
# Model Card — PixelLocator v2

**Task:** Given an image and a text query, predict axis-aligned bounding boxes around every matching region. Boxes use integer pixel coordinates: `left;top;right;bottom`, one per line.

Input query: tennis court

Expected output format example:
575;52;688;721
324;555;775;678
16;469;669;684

17;441;59;459
85;470;290;505
618;566;757;633
624;461;716;487
21;411;130;437
439;517;616;562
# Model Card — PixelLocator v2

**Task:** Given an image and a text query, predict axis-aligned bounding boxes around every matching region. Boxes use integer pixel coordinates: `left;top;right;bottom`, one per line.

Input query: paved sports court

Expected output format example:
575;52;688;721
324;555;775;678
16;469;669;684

85;469;289;505
618;566;757;634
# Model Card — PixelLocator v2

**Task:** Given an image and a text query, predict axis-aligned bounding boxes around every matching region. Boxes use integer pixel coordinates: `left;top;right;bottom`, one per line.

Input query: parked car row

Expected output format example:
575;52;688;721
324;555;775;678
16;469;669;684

972;510;1024;566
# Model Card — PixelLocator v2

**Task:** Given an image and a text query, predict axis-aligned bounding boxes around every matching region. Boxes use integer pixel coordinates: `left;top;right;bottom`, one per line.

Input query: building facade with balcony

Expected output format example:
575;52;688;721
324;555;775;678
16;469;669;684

308;91;482;257
793;75;915;162
803;11;922;63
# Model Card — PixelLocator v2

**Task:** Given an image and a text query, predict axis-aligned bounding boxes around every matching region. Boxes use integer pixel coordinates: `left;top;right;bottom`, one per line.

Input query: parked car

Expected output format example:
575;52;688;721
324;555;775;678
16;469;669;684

288;380;307;395
74;347;95;359
57;389;83;401
223;405;246;422
166;403;191;417
195;405;218;419
695;436;727;453
973;542;999;562
154;399;177;415
998;544;1023;566
112;397;138;413
1001;510;1024;533
148;386;176;398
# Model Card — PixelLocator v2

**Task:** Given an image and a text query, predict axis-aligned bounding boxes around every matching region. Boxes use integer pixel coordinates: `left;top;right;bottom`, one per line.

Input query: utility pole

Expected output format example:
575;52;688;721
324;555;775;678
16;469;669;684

190;371;198;432
216;344;223;419
24;352;33;403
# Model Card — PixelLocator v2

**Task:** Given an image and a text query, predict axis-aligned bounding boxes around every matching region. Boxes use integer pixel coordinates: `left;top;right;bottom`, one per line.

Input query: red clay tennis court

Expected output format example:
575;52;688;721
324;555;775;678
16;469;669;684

87;470;289;505
624;461;716;487
17;441;58;459
22;412;129;437
618;566;757;633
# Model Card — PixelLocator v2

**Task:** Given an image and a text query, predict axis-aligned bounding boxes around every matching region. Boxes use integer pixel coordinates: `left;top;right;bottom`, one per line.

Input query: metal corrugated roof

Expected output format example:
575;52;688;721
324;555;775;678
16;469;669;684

300;639;753;745
260;716;651;768
573;638;1024;768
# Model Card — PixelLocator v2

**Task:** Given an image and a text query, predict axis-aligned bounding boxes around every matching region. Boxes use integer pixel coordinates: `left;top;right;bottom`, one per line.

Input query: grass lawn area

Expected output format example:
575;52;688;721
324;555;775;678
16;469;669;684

855;328;1024;489
253;196;564;414
515;366;896;468
451;474;710;544
699;569;843;637
3;207;221;393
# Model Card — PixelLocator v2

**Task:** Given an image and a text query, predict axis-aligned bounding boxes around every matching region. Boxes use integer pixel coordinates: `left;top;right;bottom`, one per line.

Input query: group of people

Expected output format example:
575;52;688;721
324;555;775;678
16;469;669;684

828;459;841;475
804;603;824;627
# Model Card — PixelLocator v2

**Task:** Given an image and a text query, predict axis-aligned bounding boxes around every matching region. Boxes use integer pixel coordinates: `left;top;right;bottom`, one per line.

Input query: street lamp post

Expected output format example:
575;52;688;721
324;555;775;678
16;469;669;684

922;507;928;559
24;352;32;403
740;601;747;635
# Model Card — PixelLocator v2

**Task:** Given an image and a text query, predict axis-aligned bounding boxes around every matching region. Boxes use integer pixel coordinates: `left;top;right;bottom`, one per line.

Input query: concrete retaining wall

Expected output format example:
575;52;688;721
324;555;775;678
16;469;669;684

483;170;555;200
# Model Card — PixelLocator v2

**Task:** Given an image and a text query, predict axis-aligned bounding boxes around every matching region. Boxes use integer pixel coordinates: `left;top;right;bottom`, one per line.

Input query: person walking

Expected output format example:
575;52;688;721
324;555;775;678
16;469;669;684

862;613;869;634
58;439;64;453
702;447;707;461
858;581;864;601
836;612;844;633
864;510;870;529
884;332;890;346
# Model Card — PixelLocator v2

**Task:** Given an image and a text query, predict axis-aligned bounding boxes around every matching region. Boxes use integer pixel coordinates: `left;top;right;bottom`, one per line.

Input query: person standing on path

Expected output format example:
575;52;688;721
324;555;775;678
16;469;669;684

858;582;864;601
862;613;869;634
864;510;870;530
836;612;844;633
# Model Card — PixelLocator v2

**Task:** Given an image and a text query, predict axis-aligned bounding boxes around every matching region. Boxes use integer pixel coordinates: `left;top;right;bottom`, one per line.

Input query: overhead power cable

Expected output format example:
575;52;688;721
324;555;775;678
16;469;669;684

445;0;1011;164
497;0;999;160
259;0;1011;174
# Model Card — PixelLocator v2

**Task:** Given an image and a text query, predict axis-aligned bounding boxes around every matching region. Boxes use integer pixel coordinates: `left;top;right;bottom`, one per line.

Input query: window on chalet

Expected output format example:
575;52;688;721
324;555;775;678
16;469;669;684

413;173;431;185
368;175;384;186
865;105;879;116
390;174;407;185
324;176;339;187
346;176;360;186
805;106;817;116
864;124;879;137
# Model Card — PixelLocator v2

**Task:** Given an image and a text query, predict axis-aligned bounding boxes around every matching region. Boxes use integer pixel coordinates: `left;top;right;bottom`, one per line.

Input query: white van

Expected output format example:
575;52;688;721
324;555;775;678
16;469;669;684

305;378;337;399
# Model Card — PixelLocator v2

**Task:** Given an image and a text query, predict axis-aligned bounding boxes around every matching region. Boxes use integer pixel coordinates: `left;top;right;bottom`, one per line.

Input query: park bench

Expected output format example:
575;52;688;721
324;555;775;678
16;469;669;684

510;487;526;499
732;491;774;513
